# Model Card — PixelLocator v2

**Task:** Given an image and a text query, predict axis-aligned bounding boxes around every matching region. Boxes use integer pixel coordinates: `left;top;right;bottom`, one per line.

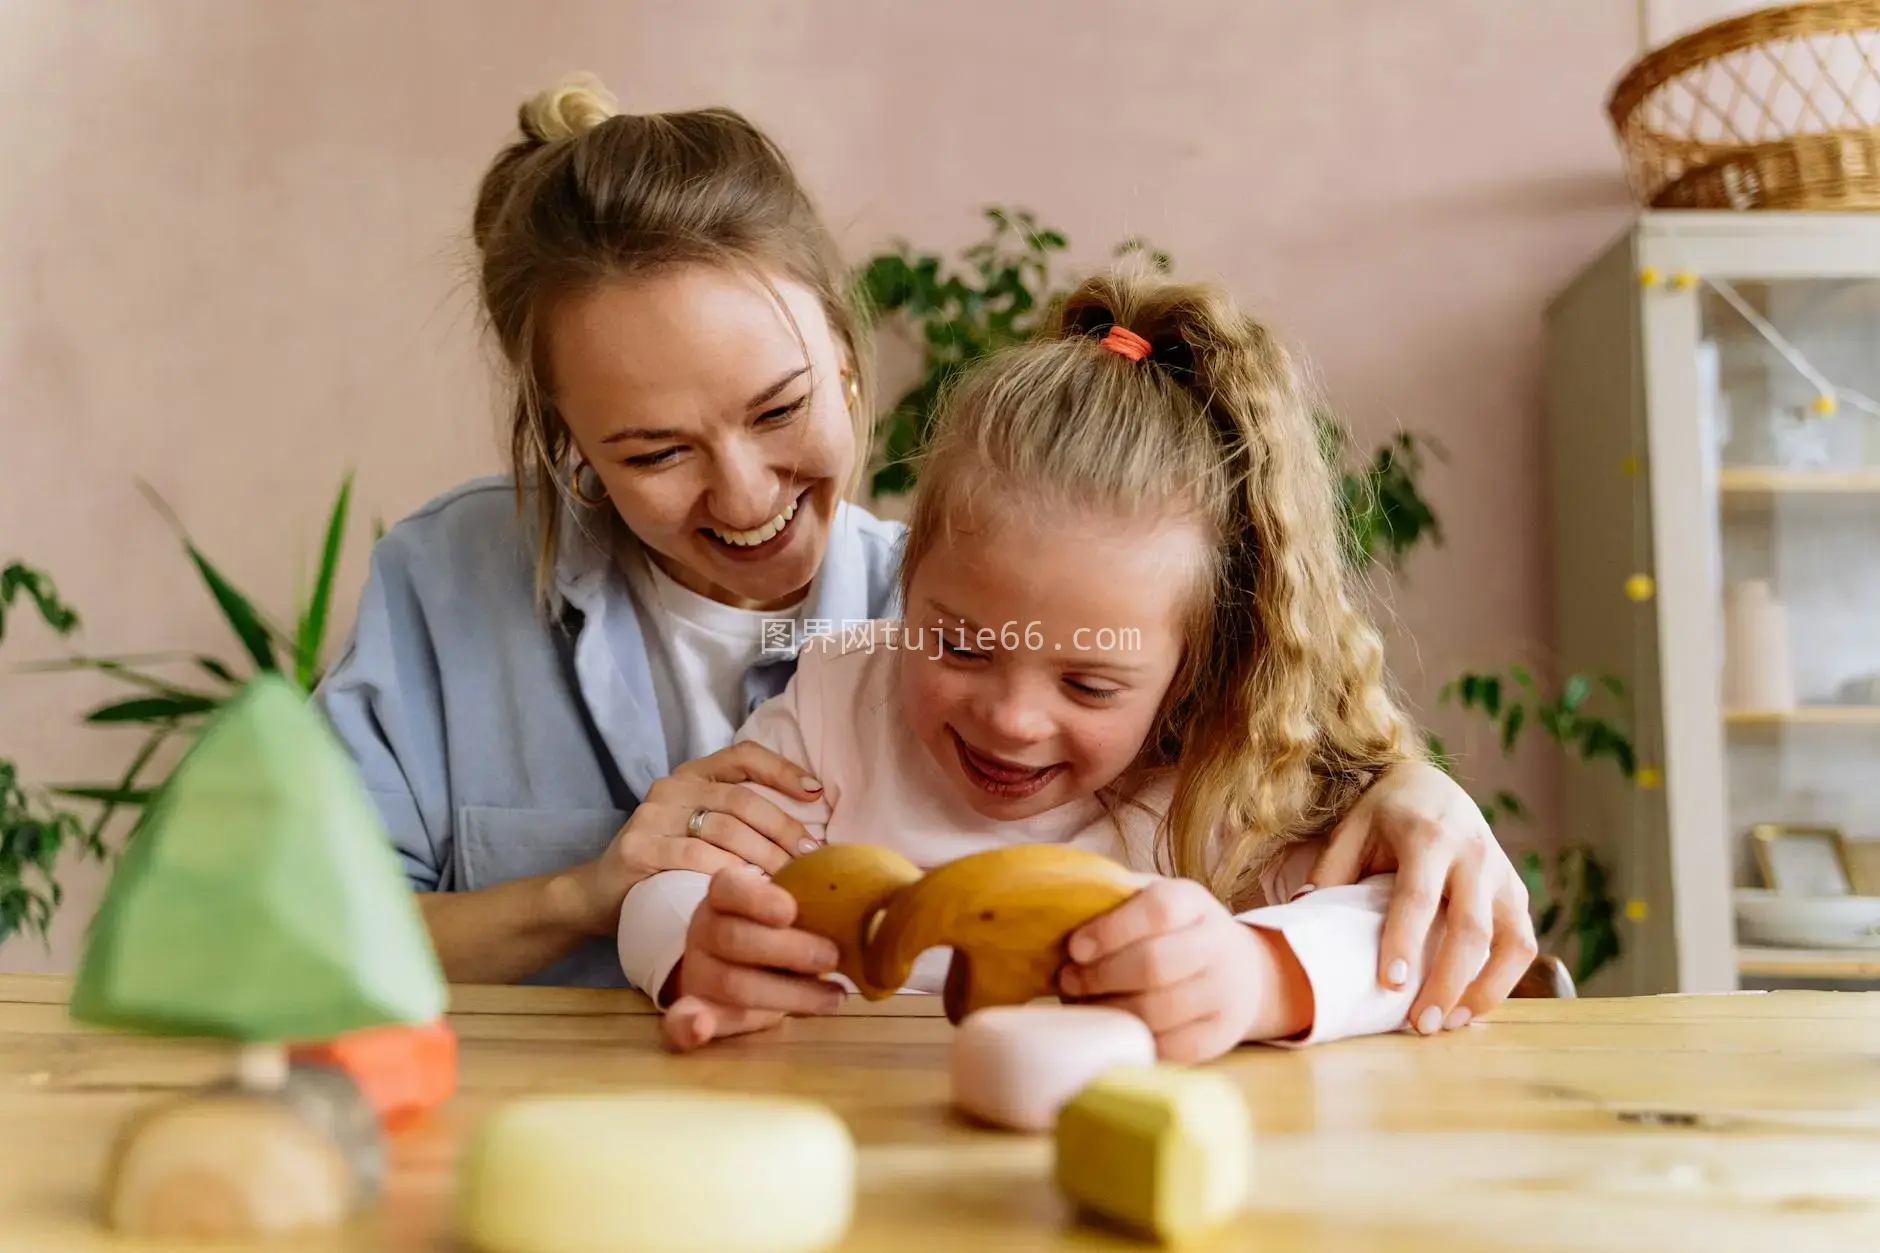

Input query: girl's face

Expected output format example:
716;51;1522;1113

547;265;856;610
897;501;1208;821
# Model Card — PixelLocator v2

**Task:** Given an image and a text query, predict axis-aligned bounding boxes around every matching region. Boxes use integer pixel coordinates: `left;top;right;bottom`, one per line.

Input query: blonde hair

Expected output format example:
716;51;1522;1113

901;275;1422;909
471;74;874;601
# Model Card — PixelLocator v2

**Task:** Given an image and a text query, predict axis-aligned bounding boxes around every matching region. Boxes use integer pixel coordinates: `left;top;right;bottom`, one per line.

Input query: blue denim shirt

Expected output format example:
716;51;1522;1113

312;476;904;987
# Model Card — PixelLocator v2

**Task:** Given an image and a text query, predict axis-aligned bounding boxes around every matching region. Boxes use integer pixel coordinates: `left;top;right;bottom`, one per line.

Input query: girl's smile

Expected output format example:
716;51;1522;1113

949;729;1069;800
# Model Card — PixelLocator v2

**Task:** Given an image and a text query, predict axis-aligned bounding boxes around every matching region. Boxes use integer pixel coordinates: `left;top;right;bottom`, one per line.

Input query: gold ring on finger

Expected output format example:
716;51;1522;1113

687;808;711;838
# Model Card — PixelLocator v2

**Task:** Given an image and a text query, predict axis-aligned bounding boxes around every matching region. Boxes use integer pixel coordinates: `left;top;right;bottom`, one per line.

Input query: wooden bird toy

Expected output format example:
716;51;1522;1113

770;844;922;999
774;842;1141;1024
67;674;449;1240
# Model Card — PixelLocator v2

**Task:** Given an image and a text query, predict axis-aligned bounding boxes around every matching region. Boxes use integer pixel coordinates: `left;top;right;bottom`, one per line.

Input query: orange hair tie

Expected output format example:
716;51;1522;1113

1099;325;1151;361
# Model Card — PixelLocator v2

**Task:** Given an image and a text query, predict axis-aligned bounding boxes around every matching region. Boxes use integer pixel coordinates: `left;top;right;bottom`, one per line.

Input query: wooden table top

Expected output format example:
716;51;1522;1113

3;972;1878;1251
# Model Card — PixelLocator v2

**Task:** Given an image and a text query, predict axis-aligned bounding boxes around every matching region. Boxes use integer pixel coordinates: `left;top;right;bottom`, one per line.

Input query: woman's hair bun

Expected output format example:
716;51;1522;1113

518;73;620;143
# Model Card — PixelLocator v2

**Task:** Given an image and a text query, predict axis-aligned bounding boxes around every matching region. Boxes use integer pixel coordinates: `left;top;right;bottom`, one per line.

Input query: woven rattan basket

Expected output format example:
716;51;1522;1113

1608;1;1880;209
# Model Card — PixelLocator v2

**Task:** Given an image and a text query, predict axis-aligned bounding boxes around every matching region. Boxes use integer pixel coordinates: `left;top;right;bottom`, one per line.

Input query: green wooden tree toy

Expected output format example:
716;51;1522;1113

68;673;447;1239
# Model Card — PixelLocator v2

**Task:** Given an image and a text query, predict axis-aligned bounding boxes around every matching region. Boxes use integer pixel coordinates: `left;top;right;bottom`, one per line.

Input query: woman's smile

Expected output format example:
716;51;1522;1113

701;487;811;561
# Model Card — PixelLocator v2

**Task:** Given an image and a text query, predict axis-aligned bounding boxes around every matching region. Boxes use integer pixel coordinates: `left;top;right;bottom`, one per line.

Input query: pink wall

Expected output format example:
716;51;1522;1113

0;0;1647;971
1652;0;1779;41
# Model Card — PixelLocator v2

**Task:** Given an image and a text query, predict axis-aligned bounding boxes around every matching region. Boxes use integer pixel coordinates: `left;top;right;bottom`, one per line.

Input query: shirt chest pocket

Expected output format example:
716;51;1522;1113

454;806;630;892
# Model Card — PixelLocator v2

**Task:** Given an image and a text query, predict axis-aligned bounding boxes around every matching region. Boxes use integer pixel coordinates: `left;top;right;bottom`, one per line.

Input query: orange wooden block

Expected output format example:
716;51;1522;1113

290;1018;456;1130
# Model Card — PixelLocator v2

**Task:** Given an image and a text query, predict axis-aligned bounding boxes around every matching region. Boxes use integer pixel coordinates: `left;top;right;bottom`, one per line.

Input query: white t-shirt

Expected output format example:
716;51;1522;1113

624;548;804;770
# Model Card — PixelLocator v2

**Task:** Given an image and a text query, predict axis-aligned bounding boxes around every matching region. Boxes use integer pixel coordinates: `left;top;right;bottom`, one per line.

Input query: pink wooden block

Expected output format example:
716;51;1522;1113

951;1005;1157;1132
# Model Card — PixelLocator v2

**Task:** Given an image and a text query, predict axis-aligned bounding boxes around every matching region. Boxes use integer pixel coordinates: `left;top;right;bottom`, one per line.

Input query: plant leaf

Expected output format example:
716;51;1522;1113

189;546;278;674
83;694;218;724
196;656;239;685
856;253;915;315
1562;674;1591;712
1501;703;1526;754
1423;732;1455;776
295;471;353;691
84;726;172;844
52;785;158;806
70;718;172;842
0;562;81;641
12;655;218;701
1517;849;1547;904
137;481;280;673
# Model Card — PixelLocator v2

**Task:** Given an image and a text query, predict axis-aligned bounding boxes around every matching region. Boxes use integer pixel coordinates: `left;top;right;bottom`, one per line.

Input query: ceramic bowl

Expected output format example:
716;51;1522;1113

1734;889;1880;949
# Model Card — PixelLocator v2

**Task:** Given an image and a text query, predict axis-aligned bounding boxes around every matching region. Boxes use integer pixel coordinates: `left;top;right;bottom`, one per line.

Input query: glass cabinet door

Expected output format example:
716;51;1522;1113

1705;277;1880;976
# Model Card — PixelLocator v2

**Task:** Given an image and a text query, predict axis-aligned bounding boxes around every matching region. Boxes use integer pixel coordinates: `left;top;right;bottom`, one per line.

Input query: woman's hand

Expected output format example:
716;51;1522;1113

1306;760;1537;1034
661;867;845;1051
1058;879;1312;1063
564;742;825;937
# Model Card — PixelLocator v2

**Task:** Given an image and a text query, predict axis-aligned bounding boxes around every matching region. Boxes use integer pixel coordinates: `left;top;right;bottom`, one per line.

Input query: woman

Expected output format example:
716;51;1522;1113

313;76;1536;1032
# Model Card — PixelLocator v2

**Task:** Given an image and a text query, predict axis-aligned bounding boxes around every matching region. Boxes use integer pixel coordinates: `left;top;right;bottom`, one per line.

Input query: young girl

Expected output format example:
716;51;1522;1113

617;273;1468;1061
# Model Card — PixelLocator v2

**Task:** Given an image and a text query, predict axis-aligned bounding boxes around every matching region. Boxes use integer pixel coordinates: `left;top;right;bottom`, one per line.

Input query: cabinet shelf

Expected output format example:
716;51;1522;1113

1725;706;1880;726
1719;467;1880;496
1738;946;1880;980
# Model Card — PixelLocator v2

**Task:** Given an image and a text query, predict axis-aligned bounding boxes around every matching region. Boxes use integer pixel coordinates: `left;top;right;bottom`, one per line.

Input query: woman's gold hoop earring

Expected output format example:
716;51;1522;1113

839;368;860;413
571;459;609;507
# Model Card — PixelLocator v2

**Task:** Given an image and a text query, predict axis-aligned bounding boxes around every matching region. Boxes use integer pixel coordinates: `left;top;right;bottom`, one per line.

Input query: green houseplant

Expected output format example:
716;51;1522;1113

1;564;93;946
857;208;1170;496
1;476;361;947
1427;669;1634;983
856;207;1634;986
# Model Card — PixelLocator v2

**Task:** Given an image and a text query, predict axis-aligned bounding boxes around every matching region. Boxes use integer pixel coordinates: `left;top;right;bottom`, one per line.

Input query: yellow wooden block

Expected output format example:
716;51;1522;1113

458;1092;854;1253
1053;1066;1253;1244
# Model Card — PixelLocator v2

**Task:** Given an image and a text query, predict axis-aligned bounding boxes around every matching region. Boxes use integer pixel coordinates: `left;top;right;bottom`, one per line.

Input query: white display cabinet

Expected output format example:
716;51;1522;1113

1544;211;1880;995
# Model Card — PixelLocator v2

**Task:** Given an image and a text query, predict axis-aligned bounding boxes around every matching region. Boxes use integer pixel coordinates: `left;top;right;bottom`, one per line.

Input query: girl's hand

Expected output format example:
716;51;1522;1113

1058;879;1312;1063
660;867;845;1052
567;742;825;936
1305;759;1537;1034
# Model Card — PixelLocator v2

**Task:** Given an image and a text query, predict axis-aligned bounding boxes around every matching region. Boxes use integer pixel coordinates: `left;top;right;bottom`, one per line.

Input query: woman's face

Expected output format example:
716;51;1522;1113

546;265;857;610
